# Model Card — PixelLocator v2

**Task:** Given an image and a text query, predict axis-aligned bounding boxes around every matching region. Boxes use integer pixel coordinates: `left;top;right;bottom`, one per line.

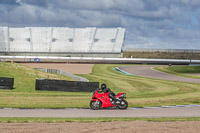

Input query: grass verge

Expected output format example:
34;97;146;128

154;65;200;79
0;62;90;108
123;51;200;59
0;117;200;123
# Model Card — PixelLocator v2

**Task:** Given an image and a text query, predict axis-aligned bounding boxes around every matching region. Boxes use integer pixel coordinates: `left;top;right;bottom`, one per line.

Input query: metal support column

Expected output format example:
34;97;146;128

112;28;119;52
30;27;33;52
89;28;97;52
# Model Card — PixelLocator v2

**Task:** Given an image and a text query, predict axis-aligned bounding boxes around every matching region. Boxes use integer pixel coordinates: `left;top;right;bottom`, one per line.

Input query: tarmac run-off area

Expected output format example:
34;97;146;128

0;106;200;118
119;65;200;83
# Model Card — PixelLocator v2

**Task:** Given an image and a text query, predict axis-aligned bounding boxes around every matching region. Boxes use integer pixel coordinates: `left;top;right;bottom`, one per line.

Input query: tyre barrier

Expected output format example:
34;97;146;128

0;77;14;89
35;79;99;92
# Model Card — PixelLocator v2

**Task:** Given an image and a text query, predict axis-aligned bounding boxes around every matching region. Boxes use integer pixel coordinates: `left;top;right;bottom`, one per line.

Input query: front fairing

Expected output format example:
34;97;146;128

116;93;126;99
99;93;113;108
91;92;113;108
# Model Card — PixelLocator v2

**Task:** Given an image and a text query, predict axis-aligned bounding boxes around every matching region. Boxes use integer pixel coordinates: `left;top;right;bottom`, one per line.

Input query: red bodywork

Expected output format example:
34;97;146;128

91;90;126;108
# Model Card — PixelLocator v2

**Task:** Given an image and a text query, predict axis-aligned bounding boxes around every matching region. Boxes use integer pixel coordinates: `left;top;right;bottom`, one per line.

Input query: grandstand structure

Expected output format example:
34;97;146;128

0;27;125;57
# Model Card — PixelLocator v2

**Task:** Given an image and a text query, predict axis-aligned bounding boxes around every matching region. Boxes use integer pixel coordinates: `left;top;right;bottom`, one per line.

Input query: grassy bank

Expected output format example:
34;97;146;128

1;117;200;123
123;51;200;59
0;63;200;108
0;62;73;92
0;62;90;108
154;65;200;79
79;64;200;107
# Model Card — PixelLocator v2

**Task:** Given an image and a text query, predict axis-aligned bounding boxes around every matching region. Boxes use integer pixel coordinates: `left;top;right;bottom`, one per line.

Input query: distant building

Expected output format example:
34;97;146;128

0;27;125;57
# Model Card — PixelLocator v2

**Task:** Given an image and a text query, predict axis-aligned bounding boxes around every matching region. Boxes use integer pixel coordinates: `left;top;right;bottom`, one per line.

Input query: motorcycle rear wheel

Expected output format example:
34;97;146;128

117;100;128;110
90;100;102;110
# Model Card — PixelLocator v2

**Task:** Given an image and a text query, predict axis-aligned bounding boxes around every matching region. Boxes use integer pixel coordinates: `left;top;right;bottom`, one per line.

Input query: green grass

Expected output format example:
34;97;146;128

0;62;91;108
154;65;200;79
166;66;200;73
79;64;200;107
123;51;200;59
0;117;200;123
0;62;73;92
0;62;200;108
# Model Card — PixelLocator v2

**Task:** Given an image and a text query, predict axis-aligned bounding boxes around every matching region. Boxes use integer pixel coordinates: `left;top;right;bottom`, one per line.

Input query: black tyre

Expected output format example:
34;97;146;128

117;100;128;110
90;100;102;110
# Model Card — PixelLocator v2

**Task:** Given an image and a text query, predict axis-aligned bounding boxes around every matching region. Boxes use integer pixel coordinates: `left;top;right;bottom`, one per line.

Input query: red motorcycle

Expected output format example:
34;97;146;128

90;89;128;110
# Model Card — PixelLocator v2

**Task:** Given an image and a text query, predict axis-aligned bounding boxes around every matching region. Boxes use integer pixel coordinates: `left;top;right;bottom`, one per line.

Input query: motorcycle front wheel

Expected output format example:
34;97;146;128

117;100;128;110
90;100;102;110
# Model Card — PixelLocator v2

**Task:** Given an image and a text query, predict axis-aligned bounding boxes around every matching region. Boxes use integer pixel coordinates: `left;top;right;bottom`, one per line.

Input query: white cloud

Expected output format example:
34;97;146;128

0;0;200;49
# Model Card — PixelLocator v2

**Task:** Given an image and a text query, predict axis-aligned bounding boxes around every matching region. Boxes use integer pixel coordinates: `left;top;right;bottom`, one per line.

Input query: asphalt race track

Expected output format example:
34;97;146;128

0;106;200;117
119;65;200;83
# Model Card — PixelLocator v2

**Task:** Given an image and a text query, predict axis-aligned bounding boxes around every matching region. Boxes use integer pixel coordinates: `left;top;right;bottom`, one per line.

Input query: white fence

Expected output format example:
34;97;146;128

1;55;200;64
36;68;89;82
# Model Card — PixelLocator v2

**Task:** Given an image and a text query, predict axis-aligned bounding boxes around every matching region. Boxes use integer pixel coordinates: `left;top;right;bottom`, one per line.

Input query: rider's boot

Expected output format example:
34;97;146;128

109;94;119;105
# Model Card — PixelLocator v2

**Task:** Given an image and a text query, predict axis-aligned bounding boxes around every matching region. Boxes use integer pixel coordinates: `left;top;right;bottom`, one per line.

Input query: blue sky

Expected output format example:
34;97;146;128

0;0;200;50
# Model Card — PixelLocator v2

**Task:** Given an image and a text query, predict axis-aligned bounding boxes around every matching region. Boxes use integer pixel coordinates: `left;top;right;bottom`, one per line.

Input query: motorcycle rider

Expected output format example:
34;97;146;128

101;83;117;104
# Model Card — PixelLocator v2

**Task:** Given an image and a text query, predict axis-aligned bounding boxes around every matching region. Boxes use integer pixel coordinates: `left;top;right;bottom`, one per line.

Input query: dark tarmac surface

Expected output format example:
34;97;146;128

0;106;200;117
119;65;200;83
